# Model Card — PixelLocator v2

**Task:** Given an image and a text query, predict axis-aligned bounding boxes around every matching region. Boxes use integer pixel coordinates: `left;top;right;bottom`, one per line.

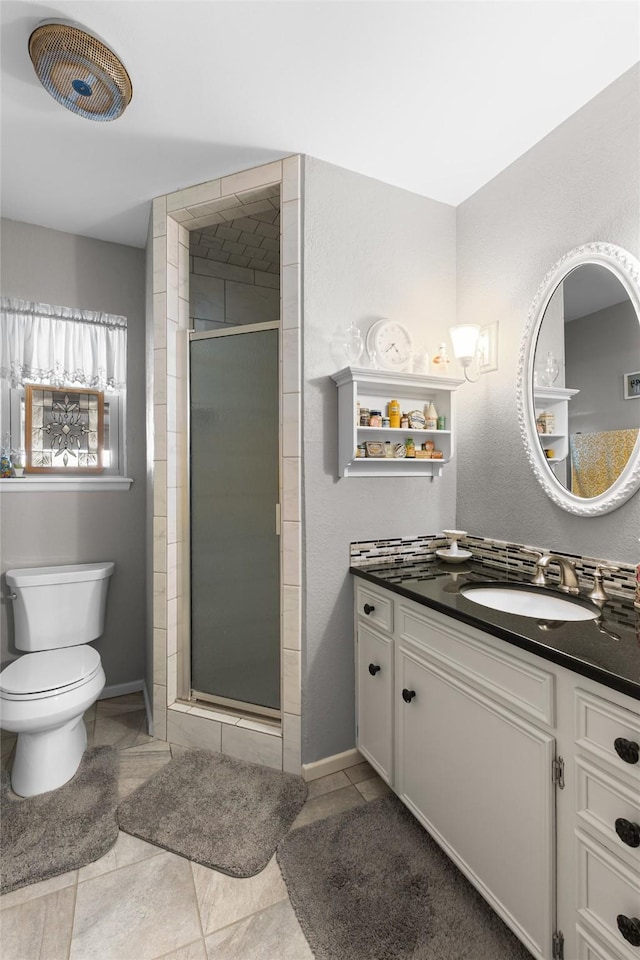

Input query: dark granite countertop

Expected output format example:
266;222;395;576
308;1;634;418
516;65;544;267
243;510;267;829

350;558;640;701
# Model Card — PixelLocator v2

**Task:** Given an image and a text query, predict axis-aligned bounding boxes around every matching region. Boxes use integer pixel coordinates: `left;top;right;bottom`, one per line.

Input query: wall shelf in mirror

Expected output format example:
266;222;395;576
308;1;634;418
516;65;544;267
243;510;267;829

331;366;463;478
534;386;579;476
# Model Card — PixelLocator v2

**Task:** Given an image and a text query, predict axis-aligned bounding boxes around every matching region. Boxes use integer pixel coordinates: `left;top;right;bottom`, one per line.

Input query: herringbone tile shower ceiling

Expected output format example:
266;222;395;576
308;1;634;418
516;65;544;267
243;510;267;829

1;1;638;247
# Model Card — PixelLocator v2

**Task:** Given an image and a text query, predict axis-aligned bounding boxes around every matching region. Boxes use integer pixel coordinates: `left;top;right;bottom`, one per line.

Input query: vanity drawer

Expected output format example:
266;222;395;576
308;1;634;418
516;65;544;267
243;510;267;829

575;690;640;783
355;583;393;635
576;829;640;960
576;923;628;960
398;603;554;727
576;756;640;865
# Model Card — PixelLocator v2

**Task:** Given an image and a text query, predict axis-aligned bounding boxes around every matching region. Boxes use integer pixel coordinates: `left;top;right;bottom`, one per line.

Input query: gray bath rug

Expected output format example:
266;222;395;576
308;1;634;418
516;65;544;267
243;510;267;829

116;749;308;877
1;745;119;895
277;793;534;960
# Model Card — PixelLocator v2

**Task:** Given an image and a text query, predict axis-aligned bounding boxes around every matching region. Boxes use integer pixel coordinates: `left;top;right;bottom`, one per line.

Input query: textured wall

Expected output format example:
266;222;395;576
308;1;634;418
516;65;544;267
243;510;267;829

0;219;146;687
565;300;639;432
455;66;640;562
302;157;457;763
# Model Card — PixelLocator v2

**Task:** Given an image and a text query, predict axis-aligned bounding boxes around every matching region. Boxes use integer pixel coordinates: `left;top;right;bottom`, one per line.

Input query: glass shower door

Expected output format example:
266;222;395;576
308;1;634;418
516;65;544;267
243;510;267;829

190;325;280;712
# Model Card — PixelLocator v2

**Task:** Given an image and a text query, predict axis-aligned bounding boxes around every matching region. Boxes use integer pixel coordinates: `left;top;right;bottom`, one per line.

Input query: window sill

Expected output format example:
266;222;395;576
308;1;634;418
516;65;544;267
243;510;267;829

0;476;134;492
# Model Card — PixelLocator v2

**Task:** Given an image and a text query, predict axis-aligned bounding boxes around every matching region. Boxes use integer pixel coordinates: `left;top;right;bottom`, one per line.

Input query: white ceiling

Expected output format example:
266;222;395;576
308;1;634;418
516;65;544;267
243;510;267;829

1;1;638;249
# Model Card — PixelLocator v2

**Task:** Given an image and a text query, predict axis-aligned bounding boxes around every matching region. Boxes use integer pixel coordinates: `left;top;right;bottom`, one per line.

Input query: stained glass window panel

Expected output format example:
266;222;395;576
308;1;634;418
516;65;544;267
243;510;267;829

25;385;104;473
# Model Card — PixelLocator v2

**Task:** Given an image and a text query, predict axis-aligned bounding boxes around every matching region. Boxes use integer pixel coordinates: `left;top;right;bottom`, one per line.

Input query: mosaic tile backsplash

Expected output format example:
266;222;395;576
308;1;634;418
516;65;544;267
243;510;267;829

350;533;636;602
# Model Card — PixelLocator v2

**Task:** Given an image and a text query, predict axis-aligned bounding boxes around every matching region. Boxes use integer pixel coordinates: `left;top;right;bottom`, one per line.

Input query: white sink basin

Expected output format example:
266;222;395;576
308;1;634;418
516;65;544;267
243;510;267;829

460;584;599;621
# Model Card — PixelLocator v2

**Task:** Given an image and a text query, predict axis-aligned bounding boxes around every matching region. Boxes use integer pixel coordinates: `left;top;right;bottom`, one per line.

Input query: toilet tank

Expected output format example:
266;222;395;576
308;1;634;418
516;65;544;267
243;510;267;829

6;562;115;651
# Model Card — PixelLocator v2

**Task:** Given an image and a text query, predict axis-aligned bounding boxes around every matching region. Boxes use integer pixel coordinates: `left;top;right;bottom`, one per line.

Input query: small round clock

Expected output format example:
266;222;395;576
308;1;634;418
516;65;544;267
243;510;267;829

366;319;413;371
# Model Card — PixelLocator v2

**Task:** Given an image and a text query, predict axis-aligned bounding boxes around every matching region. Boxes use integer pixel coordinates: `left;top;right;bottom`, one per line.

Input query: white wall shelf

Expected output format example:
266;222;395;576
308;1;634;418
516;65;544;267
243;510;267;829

331;366;464;478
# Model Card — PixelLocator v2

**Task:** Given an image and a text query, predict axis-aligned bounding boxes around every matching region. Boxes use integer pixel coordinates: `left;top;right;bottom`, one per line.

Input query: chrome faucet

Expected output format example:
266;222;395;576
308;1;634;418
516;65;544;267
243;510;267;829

534;555;580;595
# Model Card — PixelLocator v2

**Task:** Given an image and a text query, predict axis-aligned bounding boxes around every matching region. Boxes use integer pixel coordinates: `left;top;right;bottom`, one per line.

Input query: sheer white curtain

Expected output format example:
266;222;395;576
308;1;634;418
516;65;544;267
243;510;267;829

0;298;127;390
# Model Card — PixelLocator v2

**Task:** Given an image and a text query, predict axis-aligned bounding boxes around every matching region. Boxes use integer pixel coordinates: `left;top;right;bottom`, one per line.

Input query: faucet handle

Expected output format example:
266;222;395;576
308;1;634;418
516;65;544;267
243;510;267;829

521;549;549;586
587;564;620;603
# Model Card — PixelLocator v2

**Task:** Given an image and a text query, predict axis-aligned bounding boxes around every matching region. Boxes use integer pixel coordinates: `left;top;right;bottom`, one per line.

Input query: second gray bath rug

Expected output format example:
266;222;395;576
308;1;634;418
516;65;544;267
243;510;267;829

116;749;307;877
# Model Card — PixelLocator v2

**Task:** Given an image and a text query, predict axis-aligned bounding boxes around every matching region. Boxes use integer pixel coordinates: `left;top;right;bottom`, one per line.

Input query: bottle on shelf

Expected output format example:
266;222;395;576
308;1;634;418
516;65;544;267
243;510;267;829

388;399;401;429
432;342;450;375
406;437;416;458
425;402;438;430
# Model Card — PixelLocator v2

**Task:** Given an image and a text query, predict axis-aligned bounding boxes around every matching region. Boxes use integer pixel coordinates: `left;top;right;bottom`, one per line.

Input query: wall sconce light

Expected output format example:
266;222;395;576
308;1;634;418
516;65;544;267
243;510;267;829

449;322;498;382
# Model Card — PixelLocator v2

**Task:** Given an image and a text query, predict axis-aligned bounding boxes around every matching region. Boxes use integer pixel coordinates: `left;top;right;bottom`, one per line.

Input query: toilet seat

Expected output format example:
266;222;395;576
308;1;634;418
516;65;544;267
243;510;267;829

0;647;102;701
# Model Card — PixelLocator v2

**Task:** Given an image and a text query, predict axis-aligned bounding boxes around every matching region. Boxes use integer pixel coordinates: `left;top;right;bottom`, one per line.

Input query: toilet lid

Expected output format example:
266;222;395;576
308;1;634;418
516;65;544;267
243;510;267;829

0;647;101;698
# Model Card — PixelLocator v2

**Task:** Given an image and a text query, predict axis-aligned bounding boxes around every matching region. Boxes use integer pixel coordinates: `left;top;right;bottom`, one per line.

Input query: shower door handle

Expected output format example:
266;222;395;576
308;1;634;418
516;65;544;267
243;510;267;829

275;503;281;536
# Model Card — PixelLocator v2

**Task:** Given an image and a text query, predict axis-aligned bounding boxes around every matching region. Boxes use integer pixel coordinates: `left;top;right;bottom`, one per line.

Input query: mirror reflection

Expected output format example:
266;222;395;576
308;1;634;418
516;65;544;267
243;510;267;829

533;264;640;498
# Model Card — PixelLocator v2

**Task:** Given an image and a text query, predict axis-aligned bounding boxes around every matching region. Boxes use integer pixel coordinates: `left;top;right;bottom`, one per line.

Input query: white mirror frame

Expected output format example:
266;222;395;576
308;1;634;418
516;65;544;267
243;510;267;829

517;242;640;516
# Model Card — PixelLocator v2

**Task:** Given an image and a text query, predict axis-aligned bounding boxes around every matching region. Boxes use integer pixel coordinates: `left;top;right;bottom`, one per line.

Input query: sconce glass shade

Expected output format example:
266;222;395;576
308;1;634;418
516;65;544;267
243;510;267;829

449;324;481;365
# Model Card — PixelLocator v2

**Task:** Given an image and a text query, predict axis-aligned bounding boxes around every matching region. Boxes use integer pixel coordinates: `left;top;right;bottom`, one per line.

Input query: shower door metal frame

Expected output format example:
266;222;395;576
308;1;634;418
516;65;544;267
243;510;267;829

185;319;282;720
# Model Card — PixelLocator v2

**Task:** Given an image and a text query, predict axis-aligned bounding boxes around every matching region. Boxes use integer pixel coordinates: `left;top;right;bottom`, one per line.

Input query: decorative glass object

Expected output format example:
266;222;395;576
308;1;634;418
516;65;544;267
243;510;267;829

540;351;560;386
411;344;430;374
367;348;380;370
25;384;104;472
343;321;364;365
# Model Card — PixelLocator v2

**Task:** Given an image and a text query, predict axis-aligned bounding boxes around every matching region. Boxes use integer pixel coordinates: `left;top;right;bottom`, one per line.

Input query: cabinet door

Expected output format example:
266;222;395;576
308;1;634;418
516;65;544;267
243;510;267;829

356;624;393;784
396;643;556;960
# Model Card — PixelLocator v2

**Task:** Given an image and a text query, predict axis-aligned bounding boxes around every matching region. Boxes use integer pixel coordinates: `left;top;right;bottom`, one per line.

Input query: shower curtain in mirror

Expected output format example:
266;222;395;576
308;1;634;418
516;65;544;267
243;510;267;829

570;428;639;498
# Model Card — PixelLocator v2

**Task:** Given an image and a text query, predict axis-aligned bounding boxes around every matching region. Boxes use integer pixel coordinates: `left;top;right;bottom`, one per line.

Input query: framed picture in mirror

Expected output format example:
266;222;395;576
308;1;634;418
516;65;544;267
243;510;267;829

623;371;640;400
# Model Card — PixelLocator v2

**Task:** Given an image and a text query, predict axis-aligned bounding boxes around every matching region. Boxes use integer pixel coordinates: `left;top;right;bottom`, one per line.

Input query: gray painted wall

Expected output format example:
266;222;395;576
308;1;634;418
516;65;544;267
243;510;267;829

0;219;146;688
565;299;640;433
302;157;457;763
456;65;640;563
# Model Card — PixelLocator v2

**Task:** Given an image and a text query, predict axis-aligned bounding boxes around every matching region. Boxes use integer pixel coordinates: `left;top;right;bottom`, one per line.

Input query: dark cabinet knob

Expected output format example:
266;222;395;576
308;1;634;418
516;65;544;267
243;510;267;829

402;688;416;703
614;737;640;764
617;915;640;947
615;818;640;848
368;663;381;676
363;603;375;615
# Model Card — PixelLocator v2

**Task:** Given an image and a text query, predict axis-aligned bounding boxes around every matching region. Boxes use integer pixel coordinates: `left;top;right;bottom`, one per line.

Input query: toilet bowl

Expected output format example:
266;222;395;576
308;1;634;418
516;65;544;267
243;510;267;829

0;562;113;797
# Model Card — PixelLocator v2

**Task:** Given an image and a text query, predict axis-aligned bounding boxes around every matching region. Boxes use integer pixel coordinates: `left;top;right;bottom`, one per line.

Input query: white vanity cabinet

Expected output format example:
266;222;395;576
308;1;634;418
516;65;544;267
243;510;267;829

395;603;556;960
352;577;640;960
331;366;463;478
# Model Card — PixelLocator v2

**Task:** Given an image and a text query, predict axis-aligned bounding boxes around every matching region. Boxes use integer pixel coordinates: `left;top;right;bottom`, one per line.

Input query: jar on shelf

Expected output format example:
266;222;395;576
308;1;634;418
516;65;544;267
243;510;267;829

360;407;370;427
370;410;382;427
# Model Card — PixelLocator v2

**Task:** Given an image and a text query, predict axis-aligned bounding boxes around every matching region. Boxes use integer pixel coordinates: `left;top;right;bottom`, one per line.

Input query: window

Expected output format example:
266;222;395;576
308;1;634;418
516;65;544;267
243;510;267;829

0;298;127;478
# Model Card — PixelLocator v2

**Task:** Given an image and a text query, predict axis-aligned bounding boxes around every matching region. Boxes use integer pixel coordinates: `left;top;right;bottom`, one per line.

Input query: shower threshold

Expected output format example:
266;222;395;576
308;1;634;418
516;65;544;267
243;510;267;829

189;690;281;726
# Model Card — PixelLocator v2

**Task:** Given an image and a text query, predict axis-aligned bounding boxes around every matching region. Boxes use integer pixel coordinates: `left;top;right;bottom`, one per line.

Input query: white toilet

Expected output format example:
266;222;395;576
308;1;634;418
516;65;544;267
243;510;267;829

0;562;114;797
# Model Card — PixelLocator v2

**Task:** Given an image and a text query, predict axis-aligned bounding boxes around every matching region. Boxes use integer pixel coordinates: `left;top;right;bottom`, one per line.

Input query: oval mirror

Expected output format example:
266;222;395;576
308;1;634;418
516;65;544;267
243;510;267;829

517;243;640;516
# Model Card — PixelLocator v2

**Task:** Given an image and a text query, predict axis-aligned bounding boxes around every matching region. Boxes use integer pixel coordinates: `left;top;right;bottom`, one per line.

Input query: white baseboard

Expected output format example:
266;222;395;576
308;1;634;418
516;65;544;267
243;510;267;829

100;680;144;700
302;747;362;782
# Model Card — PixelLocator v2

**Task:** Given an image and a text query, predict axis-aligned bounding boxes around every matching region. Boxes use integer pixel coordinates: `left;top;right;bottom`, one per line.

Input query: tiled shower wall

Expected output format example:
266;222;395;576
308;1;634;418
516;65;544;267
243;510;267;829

151;156;303;772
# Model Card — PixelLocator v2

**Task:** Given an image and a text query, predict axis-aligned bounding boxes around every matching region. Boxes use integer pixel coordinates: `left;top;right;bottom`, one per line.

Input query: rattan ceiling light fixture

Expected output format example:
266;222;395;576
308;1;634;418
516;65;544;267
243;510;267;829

28;19;132;121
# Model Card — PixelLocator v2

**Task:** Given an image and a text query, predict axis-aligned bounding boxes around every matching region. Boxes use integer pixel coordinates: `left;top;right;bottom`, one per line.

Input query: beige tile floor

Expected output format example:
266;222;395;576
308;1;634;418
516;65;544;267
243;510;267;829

1;694;391;960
